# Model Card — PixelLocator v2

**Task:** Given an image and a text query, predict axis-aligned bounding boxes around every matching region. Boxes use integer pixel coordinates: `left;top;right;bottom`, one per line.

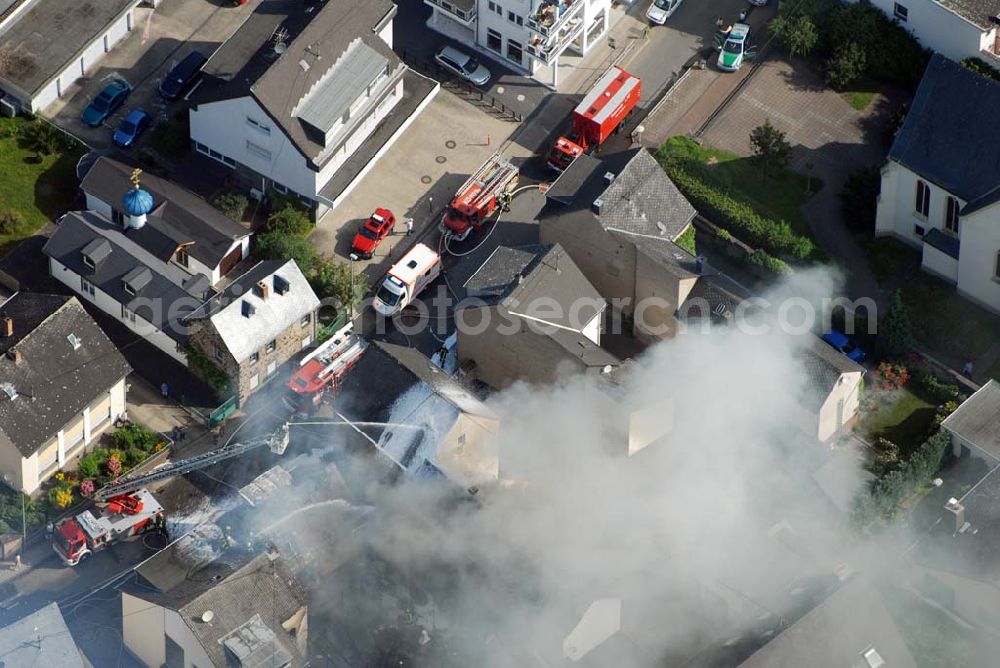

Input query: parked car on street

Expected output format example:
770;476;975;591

822;331;866;363
350;208;396;260
646;0;683;24
80;80;131;127
717;23;752;72
434;46;491;86
158;51;208;100
113;109;151;148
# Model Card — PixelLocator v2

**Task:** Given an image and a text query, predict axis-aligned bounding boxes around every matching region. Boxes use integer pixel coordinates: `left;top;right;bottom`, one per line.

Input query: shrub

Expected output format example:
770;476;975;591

182;344;230;393
267;205;312;236
80;479;95;497
106;452;123;478
78;451;103;480
124;447;148;468
839;167;880;233
878;289;913;359
0;210;23;235
310;258;367;307
771;14;819;58
18;120;67;156
915;371;961;404
961;56;1000;82
256;232;317;270
869;437;900;476
872;361;910;391
825;41;867;89
212;191;249;222
112;422;159;452
658;161;814;261
747;249;793;275
749;120;792;181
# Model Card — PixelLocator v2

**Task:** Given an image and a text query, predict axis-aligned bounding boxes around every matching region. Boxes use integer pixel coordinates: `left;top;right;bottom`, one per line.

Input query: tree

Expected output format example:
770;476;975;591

878;289;913;359
839;167;880;233
772;14;819;58
825;41;867;89
255;232;317;272
749;120;791;181
310;258;368;309
266;205;312;236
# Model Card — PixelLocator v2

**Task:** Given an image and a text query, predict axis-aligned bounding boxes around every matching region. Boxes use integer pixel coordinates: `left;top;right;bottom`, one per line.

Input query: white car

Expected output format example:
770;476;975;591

646;0;683;24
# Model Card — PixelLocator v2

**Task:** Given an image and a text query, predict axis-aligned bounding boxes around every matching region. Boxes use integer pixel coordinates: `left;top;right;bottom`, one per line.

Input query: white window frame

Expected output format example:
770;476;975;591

506;39;523;65
486;29;502;54
122;305;136;323
945;196;960;234
245;140;272;162
915;180;930;218
246;117;271;135
893;2;908;21
81;278;96;297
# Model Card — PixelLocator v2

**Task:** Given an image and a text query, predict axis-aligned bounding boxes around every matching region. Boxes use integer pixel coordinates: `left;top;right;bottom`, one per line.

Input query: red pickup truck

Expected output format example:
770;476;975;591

350;208;395;260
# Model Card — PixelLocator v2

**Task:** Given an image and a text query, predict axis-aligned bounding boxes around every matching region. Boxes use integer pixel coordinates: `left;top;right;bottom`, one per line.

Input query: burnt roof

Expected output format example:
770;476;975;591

0;293;131;457
79;156;248;268
192;0;399;169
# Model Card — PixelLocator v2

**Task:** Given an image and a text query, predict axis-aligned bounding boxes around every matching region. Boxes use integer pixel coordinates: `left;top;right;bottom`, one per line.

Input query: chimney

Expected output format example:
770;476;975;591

7;349;20;364
592;198;603;215
257;280;270;300
603;171;615;186
696;255;707;274
945;497;966;533
1;317;11;337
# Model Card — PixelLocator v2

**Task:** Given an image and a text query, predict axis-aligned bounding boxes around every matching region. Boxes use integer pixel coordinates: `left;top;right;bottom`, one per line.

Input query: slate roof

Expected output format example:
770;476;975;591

738;577;916;668
184;260;319;363
192;0;400;169
888;54;1000;215
941;379;1000;459
938;0;1000;29
80;156;248;268
132;542;307;668
795;336;864;411
0;0;139;99
679;270;755;323
462;244;605;330
0;602;85;667
542;149;697;276
923;228;961;260
0;294;130;458
42;211;211;343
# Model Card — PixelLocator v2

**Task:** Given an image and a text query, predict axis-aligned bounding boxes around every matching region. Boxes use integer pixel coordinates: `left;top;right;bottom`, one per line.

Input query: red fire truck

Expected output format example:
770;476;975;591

52;488;164;566
546;66;641;172
439;152;519;242
284;323;368;413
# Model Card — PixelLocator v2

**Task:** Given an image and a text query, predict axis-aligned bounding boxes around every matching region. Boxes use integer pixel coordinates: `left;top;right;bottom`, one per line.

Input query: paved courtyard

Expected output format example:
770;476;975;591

44;0;260;148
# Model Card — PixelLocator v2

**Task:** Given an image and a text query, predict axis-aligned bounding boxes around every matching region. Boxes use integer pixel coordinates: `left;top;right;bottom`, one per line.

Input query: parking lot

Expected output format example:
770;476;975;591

44;0;260;148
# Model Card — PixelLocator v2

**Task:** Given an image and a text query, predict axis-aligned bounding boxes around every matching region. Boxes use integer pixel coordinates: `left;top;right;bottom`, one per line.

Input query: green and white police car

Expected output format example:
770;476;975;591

717;23;752;72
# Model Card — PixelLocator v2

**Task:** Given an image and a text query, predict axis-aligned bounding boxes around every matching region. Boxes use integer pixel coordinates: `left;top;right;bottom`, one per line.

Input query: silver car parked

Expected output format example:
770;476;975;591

434;45;492;86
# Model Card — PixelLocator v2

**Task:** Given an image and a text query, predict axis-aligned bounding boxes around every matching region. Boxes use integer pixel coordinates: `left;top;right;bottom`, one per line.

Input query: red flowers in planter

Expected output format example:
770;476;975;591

873;361;910;391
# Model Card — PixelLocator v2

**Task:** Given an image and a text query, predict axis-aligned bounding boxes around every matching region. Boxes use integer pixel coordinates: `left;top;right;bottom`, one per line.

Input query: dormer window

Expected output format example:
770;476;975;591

273;275;289;295
82;255;95;269
121;267;152;297
176;248;189;268
81;238;111;269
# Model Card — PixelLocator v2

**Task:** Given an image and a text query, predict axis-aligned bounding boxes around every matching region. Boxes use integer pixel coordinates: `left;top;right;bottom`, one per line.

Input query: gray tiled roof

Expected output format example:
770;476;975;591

0;0;139;98
193;0;400;169
185;260;319;363
888;55;1000;215
942;379;1000;458
0;294;131;457
795;336;864;411
938;0;1000;29
42;212;210;343
0;602;84;667
80;156;249;268
295;41;389;134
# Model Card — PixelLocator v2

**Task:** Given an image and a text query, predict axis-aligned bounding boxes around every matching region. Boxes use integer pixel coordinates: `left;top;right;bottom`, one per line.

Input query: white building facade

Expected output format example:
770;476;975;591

862;0;1000;65
426;0;612;86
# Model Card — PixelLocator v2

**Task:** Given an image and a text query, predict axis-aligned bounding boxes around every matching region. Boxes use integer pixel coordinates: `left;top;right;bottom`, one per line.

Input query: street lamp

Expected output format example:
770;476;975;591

2;473;25;544
347;254;357;320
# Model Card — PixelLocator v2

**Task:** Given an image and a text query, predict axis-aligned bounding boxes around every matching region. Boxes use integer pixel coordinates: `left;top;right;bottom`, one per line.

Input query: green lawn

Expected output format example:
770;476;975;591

901;272;1000;362
864;237;916;285
861;386;936;454
660;136;821;239
839;78;880;111
0;117;83;255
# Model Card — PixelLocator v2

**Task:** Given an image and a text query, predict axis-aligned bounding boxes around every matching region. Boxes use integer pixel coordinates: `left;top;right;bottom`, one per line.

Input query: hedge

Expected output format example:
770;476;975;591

853;429;950;532
960;57;1000;82
661;162;815;261
747;249;793;275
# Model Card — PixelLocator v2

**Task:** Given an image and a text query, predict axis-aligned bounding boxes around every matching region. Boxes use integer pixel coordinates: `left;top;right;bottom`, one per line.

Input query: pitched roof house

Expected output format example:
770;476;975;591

183;260;321;405
0;293;130;494
790;336;866;443
189;0;437;219
452;244;620;390
338;341;500;488
875;54;1000;313
865;0;1000;63
0;0;140;113
539;148;699;341
123;533;308;668
942;379;1000;461
0;602;86;666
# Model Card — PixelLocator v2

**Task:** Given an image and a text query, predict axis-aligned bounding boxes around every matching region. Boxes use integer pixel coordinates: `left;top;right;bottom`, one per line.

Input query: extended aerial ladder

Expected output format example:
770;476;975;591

440;152;519;241
284;323;368;413
94;424;290;502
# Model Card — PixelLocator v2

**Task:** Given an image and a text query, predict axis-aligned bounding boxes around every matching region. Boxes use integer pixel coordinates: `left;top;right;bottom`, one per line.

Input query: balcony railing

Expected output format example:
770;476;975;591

525;11;587;64
424;0;477;25
526;0;584;38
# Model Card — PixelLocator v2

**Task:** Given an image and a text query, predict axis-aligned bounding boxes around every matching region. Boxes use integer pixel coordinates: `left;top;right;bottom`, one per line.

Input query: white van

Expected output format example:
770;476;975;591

373;243;442;316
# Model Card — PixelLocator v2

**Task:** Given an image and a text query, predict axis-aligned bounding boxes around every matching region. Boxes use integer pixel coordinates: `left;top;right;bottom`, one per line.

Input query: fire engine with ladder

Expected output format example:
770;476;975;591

546;66;641;173
284;322;368;414
52;425;290;566
439;152;519;242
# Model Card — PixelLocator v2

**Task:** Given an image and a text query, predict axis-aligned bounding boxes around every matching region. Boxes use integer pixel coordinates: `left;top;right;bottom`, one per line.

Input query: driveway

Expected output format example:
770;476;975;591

43;0;261;149
696;56;901;306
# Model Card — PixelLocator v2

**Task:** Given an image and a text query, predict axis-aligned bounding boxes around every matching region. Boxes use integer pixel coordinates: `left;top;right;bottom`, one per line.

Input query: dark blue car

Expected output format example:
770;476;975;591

822;331;866;363
158;51;207;100
113;109;151;148
81;80;131;127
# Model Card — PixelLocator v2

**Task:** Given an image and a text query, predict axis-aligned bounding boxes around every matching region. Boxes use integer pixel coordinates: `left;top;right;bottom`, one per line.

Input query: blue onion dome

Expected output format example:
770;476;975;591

123;168;154;216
